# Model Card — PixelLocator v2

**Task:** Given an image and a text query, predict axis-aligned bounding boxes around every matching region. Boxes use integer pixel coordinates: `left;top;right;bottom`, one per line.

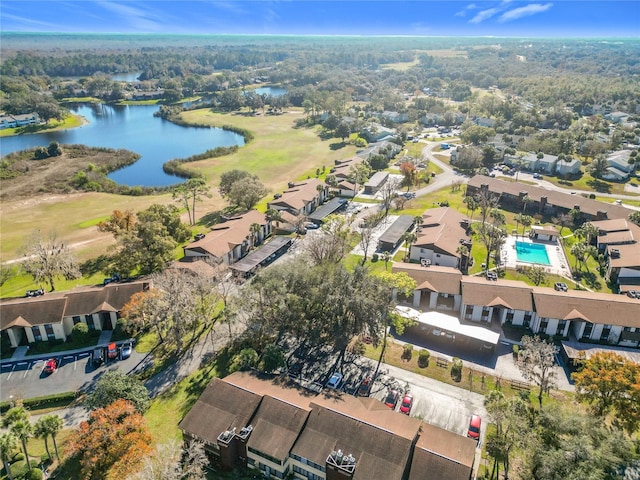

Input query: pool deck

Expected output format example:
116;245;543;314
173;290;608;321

500;235;572;277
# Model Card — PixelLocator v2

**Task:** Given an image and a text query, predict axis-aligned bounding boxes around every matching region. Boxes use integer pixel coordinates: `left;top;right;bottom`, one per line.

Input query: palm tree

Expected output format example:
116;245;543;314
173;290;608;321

413;215;423;234
34;418;52;462
401;232;418;262
11;419;33;472
42;415;63;462
0;432;18;480
581;222;599;246
464;196;478;222
521;194;531;215
456;244;470;273
249;223;261;248
381;251;391;271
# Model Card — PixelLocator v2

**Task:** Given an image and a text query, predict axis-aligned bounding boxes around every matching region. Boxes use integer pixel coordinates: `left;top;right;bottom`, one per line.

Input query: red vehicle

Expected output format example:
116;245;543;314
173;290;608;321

467;414;482;441
107;342;118;360
43;358;58;374
399;394;413;415
357;377;372;397
384;389;399;409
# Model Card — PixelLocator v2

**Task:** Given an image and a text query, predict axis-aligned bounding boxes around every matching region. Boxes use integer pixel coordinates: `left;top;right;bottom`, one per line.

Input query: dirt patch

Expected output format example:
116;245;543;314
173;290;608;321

0;145;140;201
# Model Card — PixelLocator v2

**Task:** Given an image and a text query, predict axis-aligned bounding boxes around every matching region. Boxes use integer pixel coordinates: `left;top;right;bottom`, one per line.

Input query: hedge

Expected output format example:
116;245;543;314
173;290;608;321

0;391;78;413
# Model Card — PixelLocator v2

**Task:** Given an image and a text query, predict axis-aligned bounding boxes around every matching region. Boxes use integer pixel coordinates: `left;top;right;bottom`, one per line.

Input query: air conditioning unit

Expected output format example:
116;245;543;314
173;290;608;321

610;249;620;258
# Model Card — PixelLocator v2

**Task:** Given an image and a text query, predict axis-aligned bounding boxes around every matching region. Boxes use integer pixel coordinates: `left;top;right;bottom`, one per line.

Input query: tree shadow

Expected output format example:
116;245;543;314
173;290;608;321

318;131;334;141
586;179;612;193
330;141;348;151
80;254;113;277
575;271;602;290
198;206;242;227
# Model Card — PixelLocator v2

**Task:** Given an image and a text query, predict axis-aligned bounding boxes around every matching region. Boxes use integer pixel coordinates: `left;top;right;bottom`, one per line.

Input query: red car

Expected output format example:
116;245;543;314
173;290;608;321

107;342;118;360
384;389;399;409
43;358;58;374
467;414;481;441
399;394;413;415
357;377;372;397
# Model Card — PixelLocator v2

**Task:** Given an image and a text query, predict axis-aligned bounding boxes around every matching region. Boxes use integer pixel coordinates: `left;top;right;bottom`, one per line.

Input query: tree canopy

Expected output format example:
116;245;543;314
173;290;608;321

85;370;151;414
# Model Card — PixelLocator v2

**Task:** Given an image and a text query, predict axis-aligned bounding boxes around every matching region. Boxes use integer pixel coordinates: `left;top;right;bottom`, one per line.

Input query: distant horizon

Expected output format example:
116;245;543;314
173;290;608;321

1;1;638;38
2;31;638;39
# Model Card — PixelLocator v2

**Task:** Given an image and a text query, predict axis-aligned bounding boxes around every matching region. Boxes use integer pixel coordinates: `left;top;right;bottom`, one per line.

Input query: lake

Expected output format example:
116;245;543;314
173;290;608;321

0;104;245;187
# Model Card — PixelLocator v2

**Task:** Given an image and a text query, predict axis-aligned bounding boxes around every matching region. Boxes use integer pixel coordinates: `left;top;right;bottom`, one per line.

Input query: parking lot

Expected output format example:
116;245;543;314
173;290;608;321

0;347;146;403
286;349;486;446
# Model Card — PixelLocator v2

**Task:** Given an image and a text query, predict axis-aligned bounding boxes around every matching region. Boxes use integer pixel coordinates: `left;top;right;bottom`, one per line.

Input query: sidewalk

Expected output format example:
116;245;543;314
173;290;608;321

2;331;121;365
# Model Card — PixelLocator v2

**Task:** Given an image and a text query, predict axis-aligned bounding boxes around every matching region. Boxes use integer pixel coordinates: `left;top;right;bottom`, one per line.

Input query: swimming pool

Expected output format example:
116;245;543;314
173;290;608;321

516;241;551;265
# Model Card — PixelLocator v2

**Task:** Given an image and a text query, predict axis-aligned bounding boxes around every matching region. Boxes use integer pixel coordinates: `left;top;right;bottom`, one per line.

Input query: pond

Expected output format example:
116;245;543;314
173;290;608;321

0;104;245;187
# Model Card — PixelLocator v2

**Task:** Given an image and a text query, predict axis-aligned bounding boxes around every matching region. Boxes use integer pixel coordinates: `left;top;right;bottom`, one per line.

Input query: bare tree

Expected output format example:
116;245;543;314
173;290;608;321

181;439;207;480
359;223;377;264
379;177;401;217
517;335;558;408
20;230;81;291
133;439;181;480
302;214;352;265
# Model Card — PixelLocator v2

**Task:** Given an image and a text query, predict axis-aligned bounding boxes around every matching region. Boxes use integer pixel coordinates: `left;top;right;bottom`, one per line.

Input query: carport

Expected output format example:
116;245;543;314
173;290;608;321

230;236;293;278
307;197;347;224
396;306;500;350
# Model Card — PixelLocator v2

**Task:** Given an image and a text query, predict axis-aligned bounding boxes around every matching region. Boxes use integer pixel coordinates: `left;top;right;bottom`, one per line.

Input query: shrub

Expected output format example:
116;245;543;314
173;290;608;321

418;349;431;368
451;357;463;381
512;344;519;357
371;253;379;262
351;339;366;355
440;200;449;207
25;467;43;480
401;343;413;361
230;348;258;372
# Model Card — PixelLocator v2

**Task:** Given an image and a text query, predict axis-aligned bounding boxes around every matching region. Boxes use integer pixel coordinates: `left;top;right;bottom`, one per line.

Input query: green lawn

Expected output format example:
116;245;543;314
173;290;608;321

179;108;358;194
0;114;84;137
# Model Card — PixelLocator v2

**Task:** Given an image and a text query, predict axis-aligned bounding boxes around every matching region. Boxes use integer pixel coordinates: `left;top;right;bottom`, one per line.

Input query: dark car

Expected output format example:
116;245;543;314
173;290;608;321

120;342;133;360
43;358;58;374
384;389;399;409
357;377;372;397
467;414;482;441
92;348;104;366
399;394;413;415
554;282;568;292
26;288;45;297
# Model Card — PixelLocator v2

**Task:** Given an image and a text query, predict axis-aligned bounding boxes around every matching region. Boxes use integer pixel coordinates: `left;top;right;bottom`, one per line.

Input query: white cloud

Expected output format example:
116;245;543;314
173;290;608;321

455;3;477;17
470;7;500;24
97;1;165;31
499;3;553;22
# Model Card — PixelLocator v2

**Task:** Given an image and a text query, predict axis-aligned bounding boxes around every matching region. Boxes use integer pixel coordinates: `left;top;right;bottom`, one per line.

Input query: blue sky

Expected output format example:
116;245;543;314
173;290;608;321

1;1;638;37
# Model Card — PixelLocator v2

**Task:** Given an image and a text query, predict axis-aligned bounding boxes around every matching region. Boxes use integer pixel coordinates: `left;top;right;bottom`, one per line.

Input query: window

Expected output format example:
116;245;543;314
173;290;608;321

31;326;42;341
523;313;532;328
506;310;514;323
85;315;95;330
556;320;567;336
600;324;611;342
582;322;593;339
538;318;549;333
72;316;81;324
45;324;55;340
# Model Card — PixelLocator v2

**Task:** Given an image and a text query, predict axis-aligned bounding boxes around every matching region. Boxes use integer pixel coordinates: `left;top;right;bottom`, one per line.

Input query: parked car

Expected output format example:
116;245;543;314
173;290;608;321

467;414;482;441
554;282;568;292
43;358;58;374
384;389;399;409
92;348;104;366
120;342;133;360
399;394;413;415
326;372;343;389
533;173;543;179
25;288;45;297
288;362;303;377
107;342;118;360
194;233;206;241
357;377;372;397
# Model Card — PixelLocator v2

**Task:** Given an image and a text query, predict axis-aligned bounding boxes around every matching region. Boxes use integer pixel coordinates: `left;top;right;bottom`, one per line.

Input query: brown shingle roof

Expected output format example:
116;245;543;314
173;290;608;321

63;281;148;317
184;210;267;258
532;288;640;328
467;175;631;219
392;264;462;295
291;405;414;480
0;296;67;329
461;277;534;312
246;396;310;463
268;179;324;211
409;423;476;480
178;378;262;443
608;243;640;269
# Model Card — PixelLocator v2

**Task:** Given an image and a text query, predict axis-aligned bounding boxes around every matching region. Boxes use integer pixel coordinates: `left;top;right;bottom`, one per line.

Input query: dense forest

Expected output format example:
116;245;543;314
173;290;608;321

1;35;639;116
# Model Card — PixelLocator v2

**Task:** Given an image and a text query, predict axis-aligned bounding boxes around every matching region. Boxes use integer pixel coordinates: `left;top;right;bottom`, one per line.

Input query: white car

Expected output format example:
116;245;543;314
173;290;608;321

326;372;343;389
